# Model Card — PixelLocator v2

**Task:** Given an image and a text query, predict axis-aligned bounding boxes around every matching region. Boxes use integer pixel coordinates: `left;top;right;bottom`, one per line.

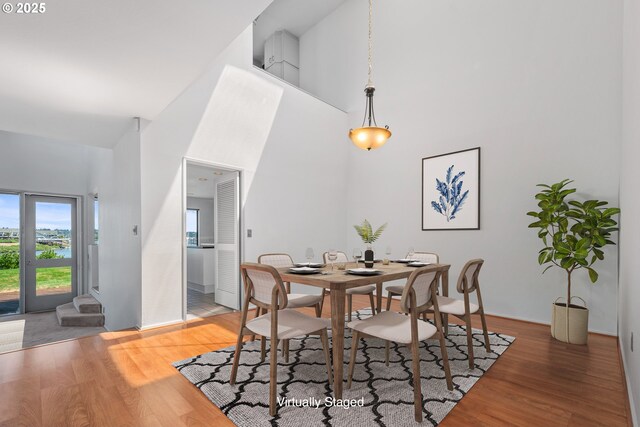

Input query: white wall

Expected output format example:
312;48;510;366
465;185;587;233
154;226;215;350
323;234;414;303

187;197;214;244
620;0;640;422
0;130;98;196
88;121;142;330
301;0;622;334
0;130;106;298
138;27;348;328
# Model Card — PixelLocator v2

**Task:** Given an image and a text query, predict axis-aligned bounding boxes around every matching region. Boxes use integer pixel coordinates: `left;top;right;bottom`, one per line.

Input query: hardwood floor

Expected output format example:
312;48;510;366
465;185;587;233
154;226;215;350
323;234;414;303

0;295;631;427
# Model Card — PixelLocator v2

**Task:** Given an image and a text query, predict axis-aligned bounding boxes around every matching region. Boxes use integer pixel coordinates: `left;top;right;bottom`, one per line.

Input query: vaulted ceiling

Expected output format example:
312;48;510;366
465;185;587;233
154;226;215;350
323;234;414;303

0;0;271;147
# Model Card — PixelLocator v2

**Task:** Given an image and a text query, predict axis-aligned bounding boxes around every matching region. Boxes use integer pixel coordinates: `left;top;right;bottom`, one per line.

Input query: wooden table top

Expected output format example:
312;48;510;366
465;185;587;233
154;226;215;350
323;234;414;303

278;262;450;290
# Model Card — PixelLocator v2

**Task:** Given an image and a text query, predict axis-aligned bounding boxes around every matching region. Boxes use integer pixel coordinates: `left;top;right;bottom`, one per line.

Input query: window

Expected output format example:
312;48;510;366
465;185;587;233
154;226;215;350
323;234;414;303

93;195;99;244
186;209;199;247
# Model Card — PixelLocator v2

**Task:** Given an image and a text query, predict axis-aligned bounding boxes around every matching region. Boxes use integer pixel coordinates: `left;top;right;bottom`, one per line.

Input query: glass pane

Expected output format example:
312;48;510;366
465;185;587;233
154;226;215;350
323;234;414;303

36;266;71;296
94;198;99;244
0;193;20;315
35;202;72;259
186;209;198;247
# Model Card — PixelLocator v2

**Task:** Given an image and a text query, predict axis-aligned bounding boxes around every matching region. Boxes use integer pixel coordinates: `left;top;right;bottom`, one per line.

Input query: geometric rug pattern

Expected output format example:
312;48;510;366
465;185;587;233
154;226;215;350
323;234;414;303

173;309;515;426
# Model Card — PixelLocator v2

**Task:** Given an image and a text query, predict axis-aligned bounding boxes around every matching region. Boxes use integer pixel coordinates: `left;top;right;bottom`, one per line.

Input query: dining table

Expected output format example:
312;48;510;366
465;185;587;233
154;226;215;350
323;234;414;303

279;261;450;399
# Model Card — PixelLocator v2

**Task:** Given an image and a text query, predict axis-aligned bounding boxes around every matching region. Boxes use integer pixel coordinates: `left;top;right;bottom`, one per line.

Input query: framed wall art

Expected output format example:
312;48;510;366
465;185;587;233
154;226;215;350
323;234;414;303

422;147;480;230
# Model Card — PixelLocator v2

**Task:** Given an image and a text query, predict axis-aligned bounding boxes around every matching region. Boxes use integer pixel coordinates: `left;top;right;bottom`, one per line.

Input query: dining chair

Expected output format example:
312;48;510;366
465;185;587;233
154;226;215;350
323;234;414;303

322;251;376;321
258;253;324;361
346;265;453;422
230;263;333;417
386;252;439;312
434;259;490;369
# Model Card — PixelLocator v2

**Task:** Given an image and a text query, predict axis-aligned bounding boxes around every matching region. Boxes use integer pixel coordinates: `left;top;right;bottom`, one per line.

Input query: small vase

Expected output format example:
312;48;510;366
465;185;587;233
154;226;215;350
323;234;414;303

364;244;374;268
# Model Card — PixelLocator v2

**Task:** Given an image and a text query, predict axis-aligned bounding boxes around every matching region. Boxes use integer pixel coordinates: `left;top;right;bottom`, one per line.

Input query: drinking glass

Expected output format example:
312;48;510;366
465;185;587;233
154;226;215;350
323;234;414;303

383;246;392;265
407;247;415;260
352;248;362;268
328;249;338;271
305;247;314;266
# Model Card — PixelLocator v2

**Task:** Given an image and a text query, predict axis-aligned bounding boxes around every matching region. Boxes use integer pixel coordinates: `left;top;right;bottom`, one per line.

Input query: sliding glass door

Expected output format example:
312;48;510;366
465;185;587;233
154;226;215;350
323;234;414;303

24;195;78;312
0;193;20;315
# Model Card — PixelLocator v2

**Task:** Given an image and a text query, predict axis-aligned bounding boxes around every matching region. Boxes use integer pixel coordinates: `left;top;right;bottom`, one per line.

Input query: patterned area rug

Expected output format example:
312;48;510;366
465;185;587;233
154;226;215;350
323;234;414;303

173;309;514;426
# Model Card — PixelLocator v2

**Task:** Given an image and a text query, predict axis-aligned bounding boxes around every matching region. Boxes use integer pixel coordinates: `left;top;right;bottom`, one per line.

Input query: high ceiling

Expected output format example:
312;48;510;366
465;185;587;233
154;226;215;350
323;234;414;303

186;164;233;199
0;0;271;147
252;0;347;65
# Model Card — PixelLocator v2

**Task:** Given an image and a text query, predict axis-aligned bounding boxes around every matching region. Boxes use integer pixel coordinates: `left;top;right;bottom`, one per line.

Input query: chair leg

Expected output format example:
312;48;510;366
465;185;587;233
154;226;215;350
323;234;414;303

260;336;266;363
465;315;475;369
230;331;245;385
437;332;453;390
250;307;261;342
422;312;427;322
410;341;423;422
386;291;393;311
347;294;353;322
385;340;390;367
269;337;280;417
319;329;333;386
480;310;491;352
282;340;290;363
314;303;322;318
368;292;376;315
347;330;360;389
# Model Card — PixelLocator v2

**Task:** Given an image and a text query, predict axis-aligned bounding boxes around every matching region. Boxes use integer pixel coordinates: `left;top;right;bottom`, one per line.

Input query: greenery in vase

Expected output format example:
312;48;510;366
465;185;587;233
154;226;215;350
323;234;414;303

353;220;387;244
526;179;620;305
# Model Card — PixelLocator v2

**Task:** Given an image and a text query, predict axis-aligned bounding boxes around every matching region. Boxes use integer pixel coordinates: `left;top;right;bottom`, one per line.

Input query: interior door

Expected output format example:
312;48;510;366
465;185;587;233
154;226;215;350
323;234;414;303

24;195;78;312
214;172;240;310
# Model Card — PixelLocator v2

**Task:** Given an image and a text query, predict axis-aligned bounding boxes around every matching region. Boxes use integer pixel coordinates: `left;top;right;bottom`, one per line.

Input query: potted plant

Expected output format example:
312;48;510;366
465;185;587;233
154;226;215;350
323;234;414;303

354;220;387;267
527;179;620;344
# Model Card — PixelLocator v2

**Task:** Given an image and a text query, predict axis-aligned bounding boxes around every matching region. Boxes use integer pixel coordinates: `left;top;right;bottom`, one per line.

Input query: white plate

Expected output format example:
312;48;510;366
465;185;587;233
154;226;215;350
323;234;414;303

294;263;325;268
346;268;382;276
289;267;322;274
408;262;430;267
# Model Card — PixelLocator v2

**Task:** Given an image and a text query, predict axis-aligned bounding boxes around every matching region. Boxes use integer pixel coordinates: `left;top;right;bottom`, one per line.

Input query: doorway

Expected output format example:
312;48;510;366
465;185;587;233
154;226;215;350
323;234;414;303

183;160;242;320
24;195;78;312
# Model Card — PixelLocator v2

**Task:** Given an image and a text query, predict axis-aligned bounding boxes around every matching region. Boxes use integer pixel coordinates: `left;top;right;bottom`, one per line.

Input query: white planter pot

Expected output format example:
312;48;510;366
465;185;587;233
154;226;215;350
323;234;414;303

551;296;588;345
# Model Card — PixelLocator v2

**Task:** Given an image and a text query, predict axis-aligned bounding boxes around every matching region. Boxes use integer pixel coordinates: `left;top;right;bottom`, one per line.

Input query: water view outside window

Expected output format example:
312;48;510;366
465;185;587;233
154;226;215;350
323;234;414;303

186;209;199;247
0;193;20;315
34;201;73;295
94;197;99;244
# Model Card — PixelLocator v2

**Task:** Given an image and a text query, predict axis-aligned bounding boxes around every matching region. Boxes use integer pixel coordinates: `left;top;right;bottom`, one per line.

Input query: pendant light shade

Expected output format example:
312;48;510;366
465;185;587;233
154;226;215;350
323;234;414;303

349;0;391;151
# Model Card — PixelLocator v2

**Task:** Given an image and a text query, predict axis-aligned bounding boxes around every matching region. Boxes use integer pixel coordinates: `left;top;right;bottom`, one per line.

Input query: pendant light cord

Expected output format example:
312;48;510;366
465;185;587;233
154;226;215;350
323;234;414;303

367;0;373;88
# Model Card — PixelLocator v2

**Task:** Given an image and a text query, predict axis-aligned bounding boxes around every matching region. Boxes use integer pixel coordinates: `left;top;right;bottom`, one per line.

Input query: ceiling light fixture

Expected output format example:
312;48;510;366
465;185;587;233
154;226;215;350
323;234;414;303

198;177;208;181
348;0;391;151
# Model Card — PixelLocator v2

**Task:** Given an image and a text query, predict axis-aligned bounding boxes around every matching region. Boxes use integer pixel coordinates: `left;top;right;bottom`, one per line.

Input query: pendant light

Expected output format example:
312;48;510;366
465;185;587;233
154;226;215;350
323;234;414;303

348;0;391;151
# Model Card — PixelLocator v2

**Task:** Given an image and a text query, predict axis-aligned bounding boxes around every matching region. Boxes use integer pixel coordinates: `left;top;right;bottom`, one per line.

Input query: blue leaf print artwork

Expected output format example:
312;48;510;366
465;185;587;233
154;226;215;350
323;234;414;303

431;165;469;222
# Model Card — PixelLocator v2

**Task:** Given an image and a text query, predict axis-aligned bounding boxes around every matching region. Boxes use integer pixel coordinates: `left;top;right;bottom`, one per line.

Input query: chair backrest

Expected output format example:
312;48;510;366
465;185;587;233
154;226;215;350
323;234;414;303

240;262;288;309
322;251;349;263
400;265;448;313
456;259;484;294
406;251;439;263
258;253;294;268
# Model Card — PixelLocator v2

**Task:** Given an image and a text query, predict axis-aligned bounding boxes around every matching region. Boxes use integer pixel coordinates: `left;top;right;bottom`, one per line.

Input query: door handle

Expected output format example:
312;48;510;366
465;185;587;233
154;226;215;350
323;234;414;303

26;260;32;265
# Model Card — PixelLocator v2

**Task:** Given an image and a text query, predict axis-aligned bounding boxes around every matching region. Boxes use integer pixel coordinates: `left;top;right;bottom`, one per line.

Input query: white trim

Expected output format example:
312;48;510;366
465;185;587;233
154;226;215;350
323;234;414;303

181;157;245;321
620;341;639;426
137;318;184;331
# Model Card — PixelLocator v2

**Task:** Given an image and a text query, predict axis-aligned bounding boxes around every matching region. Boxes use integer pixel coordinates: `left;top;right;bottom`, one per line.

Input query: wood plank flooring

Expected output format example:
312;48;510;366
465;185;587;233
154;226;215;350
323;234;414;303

0;295;631;427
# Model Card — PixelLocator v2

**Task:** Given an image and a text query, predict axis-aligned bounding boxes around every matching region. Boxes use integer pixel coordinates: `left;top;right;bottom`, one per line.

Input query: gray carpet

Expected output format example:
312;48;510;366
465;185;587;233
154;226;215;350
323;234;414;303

174;308;515;426
0;311;106;354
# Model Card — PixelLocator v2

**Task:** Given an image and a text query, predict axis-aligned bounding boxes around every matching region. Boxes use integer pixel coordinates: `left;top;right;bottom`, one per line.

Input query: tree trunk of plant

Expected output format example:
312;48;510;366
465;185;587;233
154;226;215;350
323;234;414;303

566;270;571;342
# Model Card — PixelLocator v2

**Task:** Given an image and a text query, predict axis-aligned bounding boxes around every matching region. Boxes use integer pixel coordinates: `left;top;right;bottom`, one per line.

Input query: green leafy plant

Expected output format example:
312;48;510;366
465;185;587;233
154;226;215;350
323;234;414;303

37;248;63;260
353;219;387;244
527;179;620;304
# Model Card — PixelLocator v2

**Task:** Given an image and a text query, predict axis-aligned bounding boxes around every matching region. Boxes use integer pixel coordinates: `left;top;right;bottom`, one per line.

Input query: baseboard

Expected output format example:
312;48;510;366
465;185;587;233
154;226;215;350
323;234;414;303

137;318;184;331
619;339;639;427
482;311;617;337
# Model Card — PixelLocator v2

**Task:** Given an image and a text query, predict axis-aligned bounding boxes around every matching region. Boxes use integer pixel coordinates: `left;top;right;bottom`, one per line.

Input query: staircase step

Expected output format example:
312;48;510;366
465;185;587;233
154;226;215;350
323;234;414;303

56;303;105;327
73;294;101;314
